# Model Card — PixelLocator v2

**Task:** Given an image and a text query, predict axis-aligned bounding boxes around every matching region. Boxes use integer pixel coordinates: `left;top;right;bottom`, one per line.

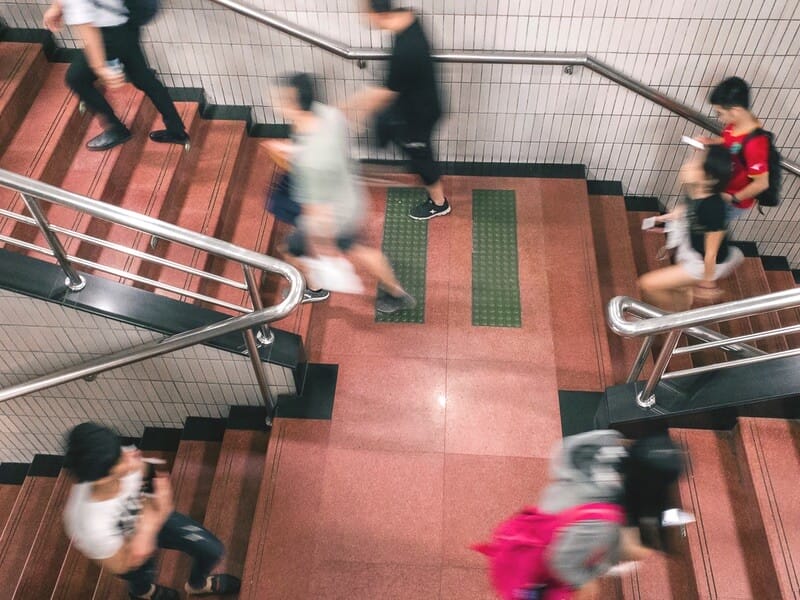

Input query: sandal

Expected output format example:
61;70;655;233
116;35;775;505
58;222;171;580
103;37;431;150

129;584;179;600
185;574;242;596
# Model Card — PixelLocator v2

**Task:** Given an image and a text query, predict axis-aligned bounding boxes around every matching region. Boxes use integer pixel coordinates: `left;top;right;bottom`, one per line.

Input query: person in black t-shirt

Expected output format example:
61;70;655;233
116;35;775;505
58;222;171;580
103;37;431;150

638;145;744;311
345;0;449;220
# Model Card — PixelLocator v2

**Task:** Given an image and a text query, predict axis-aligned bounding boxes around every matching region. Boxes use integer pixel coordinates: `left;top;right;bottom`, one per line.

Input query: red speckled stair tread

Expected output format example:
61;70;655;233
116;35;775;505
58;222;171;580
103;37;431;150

0;42;49;153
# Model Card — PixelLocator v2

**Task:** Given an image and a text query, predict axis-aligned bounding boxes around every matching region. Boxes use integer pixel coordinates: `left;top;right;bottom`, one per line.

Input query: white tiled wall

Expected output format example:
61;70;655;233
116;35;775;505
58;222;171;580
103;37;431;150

0;289;295;462
2;1;799;265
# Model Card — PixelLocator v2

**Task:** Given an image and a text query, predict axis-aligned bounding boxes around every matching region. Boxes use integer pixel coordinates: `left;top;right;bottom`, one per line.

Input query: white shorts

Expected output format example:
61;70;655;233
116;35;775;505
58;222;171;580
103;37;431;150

676;242;744;280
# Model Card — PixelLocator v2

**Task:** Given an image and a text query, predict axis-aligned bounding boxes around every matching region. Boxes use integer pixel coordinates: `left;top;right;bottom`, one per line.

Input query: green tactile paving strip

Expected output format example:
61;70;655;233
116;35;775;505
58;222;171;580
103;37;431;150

472;190;522;327
375;188;428;324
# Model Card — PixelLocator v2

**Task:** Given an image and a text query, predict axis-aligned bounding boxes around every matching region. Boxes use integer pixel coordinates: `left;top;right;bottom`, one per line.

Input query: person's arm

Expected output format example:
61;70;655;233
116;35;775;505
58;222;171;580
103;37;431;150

43;0;64;32
726;173;769;204
74;23;124;88
98;475;173;574
340;86;397;122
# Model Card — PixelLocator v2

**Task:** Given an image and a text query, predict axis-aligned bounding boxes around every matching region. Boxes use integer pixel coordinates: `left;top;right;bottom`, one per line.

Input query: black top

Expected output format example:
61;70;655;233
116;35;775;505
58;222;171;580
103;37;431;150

386;16;442;133
687;194;729;263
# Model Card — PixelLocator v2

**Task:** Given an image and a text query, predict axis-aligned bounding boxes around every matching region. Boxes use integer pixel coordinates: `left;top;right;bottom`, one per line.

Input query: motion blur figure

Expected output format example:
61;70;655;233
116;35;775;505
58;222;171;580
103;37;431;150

346;0;449;221
43;0;189;151
269;73;416;314
476;430;687;600
62;423;240;600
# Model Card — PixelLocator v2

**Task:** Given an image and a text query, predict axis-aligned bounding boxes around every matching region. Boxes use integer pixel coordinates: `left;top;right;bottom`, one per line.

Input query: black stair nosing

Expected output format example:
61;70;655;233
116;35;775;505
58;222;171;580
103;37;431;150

0;248;303;369
729;240;760;257
139;427;182;452
761;255;791;271
793;270;800;284
28;454;64;477
182;416;226;442
624;196;663;212
558;390;605;437
276;363;338;420
587;180;624;196
226;405;269;430
360;159;586;179
250;123;291;138
0;462;30;484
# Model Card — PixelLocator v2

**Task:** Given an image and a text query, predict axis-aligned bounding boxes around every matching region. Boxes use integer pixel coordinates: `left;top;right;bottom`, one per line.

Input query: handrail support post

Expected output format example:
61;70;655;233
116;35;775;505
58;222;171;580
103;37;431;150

242;265;273;346
637;329;682;408
627;335;653;383
242;328;277;426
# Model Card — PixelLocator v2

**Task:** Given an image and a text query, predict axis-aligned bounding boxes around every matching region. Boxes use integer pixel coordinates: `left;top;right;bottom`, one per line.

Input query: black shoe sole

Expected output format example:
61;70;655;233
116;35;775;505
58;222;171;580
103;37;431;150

86;132;132;152
408;205;451;221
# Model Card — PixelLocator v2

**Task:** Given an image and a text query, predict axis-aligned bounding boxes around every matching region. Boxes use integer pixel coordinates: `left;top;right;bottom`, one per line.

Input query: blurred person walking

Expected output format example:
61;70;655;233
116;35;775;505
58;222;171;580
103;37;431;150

43;0;189;151
345;0;449;221
269;72;416;314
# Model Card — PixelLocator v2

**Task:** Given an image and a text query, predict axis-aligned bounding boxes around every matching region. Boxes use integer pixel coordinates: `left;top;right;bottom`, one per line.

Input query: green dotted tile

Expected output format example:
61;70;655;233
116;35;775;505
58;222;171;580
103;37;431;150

472;190;522;328
375;188;428;323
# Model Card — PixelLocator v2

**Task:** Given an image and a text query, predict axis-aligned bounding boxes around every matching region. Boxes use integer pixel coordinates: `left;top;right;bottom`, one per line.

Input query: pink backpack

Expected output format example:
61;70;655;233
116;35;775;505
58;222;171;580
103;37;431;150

473;503;625;600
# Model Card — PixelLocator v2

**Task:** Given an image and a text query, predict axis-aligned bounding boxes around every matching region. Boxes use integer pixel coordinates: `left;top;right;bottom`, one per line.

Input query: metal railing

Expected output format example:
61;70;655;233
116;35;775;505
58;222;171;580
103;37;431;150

607;290;800;408
0;168;304;422
209;0;800;178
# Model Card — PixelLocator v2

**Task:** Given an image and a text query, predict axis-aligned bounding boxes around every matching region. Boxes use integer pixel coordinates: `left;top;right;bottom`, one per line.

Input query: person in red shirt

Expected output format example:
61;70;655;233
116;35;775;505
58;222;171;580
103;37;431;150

698;77;770;218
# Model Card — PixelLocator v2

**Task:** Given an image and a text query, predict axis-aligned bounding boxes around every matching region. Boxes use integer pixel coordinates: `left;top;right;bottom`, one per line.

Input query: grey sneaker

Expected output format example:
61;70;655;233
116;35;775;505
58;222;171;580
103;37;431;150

376;290;416;314
281;287;330;303
409;197;451;221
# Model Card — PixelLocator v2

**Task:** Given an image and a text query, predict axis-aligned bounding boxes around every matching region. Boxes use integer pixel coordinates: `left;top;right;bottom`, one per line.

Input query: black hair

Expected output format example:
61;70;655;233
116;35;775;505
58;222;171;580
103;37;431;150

709;76;750;110
63;422;122;483
282;72;315;112
368;0;394;12
621;434;685;523
703;144;733;194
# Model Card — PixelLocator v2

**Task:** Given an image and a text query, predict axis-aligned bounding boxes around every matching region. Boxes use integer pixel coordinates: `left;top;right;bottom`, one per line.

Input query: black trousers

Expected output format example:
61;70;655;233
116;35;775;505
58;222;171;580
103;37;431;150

375;107;441;186
66;23;185;134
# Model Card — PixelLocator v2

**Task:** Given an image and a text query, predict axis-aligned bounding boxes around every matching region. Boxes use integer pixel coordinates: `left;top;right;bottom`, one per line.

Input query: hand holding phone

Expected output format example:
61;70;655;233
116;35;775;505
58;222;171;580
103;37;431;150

141;458;166;496
681;135;705;150
641;216;657;230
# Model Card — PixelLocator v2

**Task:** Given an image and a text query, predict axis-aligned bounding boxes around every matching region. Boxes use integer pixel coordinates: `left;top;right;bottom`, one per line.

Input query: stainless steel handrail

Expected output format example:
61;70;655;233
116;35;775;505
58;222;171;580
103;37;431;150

0;168;304;419
608;291;800;407
209;0;800;178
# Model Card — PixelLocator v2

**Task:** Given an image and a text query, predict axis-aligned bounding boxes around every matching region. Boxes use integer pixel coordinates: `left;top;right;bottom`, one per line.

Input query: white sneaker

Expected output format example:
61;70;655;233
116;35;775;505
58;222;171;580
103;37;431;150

661;508;696;527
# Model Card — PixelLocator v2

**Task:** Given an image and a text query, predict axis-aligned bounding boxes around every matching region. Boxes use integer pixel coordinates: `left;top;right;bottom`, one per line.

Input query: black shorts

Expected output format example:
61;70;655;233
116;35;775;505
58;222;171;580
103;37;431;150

375;109;441;186
286;229;358;257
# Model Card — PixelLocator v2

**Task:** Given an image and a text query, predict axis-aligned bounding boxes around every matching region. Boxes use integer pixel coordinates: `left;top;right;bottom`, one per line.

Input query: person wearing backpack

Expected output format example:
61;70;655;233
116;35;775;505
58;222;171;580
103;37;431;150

43;0;189;151
697;77;781;217
474;430;686;600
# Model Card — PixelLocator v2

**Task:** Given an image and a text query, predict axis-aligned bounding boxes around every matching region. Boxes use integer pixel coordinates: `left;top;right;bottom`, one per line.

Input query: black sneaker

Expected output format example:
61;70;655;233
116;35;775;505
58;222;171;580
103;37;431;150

376;290;416;314
409;197;450;221
302;288;330;303
149;129;190;145
87;126;131;151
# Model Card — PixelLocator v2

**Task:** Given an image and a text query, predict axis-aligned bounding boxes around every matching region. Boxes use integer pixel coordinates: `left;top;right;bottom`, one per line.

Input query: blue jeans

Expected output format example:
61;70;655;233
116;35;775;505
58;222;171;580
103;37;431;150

120;512;224;596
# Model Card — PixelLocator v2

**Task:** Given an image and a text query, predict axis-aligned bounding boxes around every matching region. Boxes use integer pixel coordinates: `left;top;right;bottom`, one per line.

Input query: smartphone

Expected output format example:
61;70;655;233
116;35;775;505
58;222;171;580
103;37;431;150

141;458;166;496
641;216;657;230
681;135;705;150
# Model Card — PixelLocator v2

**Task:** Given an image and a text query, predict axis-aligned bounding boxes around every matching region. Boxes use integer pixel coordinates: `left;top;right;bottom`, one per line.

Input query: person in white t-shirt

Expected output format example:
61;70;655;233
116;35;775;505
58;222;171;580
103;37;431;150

42;0;188;151
63;422;240;600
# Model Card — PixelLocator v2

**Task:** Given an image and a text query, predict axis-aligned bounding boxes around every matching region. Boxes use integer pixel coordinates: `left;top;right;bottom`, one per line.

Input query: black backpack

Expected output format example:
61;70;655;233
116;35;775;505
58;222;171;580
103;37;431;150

736;128;782;209
90;0;160;27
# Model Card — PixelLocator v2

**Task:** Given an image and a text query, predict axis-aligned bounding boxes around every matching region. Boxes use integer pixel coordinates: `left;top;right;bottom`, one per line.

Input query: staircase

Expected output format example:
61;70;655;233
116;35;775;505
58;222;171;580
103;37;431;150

1;35;799;599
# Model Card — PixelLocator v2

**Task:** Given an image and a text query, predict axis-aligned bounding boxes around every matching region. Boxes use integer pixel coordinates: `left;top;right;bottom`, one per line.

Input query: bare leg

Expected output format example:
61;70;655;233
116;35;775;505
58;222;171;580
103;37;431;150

638;265;698;311
346;244;405;296
426;179;446;206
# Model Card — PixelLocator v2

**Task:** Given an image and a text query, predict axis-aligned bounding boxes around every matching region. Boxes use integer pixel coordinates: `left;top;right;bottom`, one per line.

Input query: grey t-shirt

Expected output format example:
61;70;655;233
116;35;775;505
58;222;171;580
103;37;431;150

537;430;626;588
291;103;364;237
62;0;128;27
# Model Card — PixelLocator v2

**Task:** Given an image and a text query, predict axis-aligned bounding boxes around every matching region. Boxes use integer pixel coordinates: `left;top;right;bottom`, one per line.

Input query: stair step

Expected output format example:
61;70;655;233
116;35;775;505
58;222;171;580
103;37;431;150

157;419;225;590
674;428;782;599
590;194;653;383
201;412;270;579
73;102;200;281
197;137;279;315
12;470;73;599
737;417;800;599
0;456;62;590
138;119;247;305
0;42;49;153
542;181;614;390
0;463;26;533
50;545;103;600
764;269;800;348
0;63;88;247
32;86;152;252
735;258;789;353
